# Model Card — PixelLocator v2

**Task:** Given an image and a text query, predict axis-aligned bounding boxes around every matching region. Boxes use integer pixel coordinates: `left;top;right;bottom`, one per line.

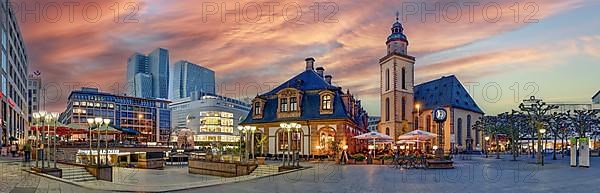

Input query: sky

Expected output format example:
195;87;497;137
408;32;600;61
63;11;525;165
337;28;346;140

13;0;600;115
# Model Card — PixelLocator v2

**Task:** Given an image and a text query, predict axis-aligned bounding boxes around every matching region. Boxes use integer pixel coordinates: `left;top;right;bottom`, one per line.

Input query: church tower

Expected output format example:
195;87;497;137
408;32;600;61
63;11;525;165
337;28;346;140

379;13;415;141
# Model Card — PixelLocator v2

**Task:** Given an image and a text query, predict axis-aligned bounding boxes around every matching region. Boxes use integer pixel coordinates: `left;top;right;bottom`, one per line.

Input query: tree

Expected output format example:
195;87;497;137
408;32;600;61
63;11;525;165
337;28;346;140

475;116;506;159
542;112;569;160
569;110;598;138
519;96;558;163
500;110;527;161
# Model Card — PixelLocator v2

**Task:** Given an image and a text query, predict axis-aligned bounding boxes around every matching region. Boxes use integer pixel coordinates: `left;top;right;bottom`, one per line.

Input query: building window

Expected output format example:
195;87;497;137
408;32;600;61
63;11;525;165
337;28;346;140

385;68;390;91
401;97;406;120
321;95;331;110
280;98;288;112
457;118;462;145
385;97;390;121
254;102;262;115
426;115;431;132
467;115;472;139
415;116;419;130
278;130;300;151
402;67;406;90
385;127;390;136
290;97;298;111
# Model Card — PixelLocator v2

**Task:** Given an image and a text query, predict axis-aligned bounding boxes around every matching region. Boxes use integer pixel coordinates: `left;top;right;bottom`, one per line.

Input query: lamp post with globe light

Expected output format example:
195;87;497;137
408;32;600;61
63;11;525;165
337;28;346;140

87;117;108;165
48;112;59;168
32;112;45;168
279;123;301;167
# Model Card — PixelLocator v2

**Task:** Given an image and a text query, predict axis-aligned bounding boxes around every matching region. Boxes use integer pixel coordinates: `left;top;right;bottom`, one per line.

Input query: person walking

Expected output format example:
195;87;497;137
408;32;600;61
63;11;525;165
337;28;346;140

24;142;31;162
10;143;17;157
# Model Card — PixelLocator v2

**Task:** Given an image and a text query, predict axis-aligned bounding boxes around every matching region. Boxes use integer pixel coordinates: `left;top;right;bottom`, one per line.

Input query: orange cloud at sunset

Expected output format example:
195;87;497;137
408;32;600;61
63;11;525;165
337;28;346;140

13;0;595;114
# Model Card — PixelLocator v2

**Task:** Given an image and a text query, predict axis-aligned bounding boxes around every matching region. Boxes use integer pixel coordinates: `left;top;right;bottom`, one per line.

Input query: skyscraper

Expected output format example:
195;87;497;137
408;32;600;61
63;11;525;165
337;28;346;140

172;60;216;99
126;48;169;99
0;1;30;146
149;48;169;99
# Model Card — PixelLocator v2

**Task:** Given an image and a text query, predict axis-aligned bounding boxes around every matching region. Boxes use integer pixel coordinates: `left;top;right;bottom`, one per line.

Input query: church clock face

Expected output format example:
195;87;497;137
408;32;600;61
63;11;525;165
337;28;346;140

433;108;447;122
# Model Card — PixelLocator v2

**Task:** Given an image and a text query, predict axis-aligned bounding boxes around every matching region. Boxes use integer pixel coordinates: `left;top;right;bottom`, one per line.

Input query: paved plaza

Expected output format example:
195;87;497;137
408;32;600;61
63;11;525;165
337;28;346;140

1;155;599;193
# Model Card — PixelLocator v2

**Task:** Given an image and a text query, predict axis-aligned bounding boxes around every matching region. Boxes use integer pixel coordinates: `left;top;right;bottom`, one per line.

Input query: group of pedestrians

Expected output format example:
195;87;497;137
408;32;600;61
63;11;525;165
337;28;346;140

1;142;32;162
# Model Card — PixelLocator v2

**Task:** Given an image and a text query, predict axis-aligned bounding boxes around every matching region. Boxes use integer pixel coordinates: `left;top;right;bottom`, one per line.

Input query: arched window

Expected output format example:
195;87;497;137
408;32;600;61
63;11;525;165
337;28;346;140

385;97;390;121
415;116;419;130
457;118;462;145
401;97;406;120
426;115;431;132
402;67;406;90
321;95;332;110
279;130;301;151
467;115;472;139
385;68;390;91
385;127;390;136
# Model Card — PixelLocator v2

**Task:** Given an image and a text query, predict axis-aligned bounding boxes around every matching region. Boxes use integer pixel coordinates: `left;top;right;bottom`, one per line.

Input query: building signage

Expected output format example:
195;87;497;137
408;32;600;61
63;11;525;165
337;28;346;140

77;149;120;155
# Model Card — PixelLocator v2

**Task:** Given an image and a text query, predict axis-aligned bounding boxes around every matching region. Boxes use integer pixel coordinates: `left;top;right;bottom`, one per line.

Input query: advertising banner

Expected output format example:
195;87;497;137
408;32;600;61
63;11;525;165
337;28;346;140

579;138;590;167
570;138;577;167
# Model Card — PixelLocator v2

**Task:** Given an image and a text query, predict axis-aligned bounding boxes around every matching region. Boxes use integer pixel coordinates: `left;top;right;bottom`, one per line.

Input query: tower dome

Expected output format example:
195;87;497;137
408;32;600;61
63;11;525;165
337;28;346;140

386;12;408;55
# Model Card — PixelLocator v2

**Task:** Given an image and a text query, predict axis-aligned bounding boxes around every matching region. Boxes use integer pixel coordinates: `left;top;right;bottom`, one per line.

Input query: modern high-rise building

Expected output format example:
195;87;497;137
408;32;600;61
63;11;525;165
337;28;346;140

27;74;41;123
0;1;30;146
172;60;215;99
59;87;171;144
126;48;169;99
169;91;249;147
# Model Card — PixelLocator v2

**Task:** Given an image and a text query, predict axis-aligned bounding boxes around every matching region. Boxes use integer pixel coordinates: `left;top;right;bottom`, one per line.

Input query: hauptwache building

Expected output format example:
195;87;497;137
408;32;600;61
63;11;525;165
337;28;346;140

240;58;369;157
379;15;485;153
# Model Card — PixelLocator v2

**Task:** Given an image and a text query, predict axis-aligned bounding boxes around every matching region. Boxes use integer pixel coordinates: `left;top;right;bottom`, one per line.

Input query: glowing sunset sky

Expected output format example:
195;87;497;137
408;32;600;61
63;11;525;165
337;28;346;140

15;0;600;115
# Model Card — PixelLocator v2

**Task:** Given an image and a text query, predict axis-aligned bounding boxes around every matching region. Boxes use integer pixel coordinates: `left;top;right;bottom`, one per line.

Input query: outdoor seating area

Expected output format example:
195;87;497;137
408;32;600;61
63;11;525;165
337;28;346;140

340;130;445;169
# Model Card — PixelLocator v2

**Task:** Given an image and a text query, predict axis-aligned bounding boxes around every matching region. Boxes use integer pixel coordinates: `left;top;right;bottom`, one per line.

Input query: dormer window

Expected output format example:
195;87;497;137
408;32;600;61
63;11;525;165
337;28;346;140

252;97;266;119
254;102;262;115
319;90;334;115
290;97;298;111
322;95;332;110
276;88;302;118
280;98;288;112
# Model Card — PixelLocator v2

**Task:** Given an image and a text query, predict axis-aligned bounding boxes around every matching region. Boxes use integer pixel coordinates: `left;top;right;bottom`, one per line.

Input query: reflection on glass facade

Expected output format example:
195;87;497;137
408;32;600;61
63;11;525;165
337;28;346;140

0;2;29;146
60;87;171;143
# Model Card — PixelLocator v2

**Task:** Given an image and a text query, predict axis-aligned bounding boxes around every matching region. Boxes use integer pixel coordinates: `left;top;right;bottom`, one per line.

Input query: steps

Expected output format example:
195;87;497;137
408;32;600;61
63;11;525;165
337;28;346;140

61;166;96;182
249;165;279;176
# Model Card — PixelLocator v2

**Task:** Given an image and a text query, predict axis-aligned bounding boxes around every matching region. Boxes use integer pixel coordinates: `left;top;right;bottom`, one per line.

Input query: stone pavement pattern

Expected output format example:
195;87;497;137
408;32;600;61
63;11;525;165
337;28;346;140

2;155;600;193
0;159;105;193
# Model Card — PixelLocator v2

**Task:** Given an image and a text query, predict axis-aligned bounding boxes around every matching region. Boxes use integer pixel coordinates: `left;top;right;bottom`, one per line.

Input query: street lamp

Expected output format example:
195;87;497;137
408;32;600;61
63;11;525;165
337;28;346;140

87;118;95;165
539;128;546;166
103;118;111;165
32;112;41;168
50;112;59;168
240;126;248;162
237;126;244;162
279;122;301;167
248;126;256;160
484;136;490;158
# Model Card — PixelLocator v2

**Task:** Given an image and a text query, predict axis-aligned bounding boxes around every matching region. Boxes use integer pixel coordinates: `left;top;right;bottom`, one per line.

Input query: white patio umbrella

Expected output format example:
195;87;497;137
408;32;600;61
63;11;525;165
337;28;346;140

397;130;437;151
353;131;393;157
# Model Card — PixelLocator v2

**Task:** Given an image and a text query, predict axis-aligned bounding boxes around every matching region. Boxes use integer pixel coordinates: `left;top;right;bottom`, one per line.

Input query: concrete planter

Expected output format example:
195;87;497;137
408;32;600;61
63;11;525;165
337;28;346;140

256;157;266;165
189;159;257;177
